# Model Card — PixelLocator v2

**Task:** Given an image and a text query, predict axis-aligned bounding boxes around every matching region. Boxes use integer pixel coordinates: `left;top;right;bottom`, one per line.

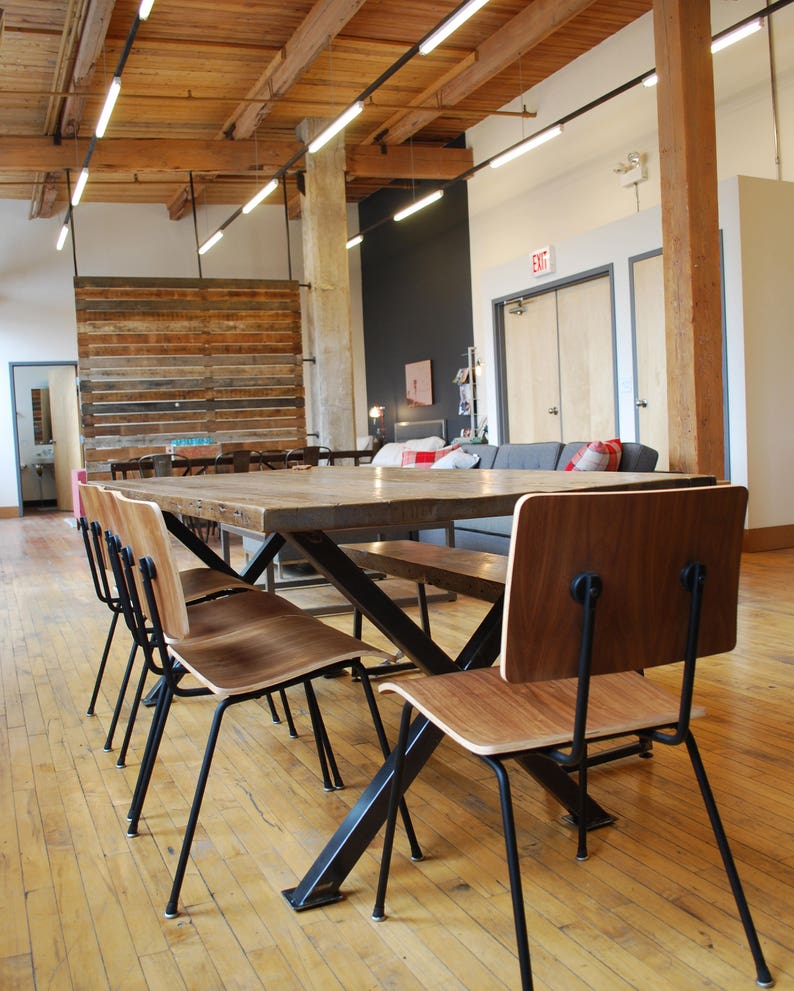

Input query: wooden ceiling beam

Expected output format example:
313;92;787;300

222;0;368;141
60;0;118;138
29;172;61;219
384;0;599;146
1;136;471;180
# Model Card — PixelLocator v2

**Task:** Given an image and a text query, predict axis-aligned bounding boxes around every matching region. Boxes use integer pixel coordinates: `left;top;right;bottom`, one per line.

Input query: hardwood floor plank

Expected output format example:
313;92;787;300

1;515;791;990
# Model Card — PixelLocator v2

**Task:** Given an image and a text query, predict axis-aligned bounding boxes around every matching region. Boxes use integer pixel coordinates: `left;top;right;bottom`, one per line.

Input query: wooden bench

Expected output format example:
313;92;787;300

342;540;507;603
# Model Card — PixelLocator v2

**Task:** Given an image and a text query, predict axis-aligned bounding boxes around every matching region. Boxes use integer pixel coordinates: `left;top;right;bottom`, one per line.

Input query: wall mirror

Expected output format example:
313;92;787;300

31;387;52;445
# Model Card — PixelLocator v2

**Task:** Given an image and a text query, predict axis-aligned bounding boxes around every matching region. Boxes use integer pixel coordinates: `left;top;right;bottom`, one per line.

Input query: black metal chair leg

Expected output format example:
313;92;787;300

116;651;151;768
127;683;173;836
483;756;534;991
355;663;422;862
87;609;121;715
265;692;281;724
304;680;343;791
372;703;413;921
685;733;773;988
280;689;298;738
165;698;231;918
103;640;139;752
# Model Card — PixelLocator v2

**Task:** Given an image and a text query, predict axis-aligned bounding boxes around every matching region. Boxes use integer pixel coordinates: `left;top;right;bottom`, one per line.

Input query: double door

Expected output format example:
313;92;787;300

499;273;616;443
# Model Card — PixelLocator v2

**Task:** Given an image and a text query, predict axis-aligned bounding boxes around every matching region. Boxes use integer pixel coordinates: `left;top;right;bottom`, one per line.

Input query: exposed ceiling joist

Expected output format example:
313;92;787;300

384;0;600;146
0;136;473;179
222;0;368;141
60;0;118;138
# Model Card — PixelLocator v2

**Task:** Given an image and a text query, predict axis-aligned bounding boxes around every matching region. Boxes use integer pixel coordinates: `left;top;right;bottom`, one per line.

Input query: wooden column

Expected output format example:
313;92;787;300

653;0;724;476
297;119;357;451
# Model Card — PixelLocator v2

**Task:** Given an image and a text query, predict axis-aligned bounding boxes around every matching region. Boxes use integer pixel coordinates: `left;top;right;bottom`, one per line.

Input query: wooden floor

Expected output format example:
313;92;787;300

1;510;793;991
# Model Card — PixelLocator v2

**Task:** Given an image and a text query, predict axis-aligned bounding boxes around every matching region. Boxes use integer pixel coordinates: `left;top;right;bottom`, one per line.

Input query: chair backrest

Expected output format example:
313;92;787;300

137;453;174;478
214;449;258;473
114;493;191;642
285;445;332;467
80;483;124;557
501;485;748;684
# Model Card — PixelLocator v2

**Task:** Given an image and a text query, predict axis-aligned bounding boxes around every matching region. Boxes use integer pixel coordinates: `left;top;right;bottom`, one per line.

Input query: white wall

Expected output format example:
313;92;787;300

465;2;794;445
0;198;366;511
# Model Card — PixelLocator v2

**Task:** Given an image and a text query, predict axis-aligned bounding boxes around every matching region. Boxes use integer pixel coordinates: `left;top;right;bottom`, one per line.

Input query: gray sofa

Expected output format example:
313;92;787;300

420;439;659;555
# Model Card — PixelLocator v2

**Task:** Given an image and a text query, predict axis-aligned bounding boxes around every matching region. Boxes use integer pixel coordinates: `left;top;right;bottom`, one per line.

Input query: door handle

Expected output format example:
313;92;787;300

635;398;648;408
547;406;559;415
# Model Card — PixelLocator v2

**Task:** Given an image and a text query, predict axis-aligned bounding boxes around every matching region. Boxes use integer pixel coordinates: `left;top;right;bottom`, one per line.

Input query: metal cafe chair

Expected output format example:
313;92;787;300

373;485;772;991
110;491;422;918
284;445;332;467
136;453;192;478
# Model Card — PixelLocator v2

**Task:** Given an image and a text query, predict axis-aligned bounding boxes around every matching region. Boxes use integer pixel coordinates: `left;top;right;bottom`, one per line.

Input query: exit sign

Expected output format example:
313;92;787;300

530;245;555;277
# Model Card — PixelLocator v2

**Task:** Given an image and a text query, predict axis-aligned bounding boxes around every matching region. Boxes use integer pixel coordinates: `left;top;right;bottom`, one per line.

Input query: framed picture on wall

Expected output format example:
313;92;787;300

405;359;433;406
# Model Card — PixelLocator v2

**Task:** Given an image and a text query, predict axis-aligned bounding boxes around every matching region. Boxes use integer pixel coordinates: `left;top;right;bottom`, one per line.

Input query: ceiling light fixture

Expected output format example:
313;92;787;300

56;224;70;251
346;234;363;250
138;0;156;20
198;230;223;255
642;17;763;88
711;18;763;53
393;189;444;222
95;76;122;138
419;0;491;55
71;167;90;206
308;101;364;154
489;124;563;170
242;178;279;214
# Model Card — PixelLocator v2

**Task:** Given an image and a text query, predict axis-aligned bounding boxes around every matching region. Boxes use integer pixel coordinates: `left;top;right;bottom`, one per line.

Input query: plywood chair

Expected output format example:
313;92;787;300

112;492;421;918
79;482;254;767
373;485;773;990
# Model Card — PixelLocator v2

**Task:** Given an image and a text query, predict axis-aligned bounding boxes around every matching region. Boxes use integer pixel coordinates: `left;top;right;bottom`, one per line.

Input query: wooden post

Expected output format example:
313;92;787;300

297;119;357;451
653;0;725;476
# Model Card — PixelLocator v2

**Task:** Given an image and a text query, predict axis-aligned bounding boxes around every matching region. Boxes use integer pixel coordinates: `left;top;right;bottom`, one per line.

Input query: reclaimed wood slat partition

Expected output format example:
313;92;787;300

75;277;306;478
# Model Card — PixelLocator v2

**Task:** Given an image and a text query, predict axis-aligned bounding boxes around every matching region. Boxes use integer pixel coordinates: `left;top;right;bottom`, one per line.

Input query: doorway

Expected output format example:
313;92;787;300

10;362;82;516
495;270;617;442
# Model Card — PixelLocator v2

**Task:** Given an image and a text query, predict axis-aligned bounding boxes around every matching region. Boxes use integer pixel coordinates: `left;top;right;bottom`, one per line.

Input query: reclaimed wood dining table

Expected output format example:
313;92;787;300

104;464;713;910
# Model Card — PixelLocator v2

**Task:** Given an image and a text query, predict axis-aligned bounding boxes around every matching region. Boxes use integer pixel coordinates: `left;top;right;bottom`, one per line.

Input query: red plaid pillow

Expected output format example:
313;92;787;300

565;438;622;471
401;444;460;468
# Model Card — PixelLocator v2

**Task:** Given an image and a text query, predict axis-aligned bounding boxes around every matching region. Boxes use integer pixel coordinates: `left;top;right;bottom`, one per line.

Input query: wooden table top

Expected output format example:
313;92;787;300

103;465;713;535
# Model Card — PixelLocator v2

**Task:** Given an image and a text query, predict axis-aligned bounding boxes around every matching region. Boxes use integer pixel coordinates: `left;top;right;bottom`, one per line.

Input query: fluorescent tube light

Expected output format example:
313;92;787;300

346;234;363;250
420;0;490;55
642;72;658;88
711;19;762;54
95;76;122;138
393;189;444;222
308;101;364;154
56;224;69;251
138;0;155;20
242;179;278;214
71;167;90;206
198;230;223;255
489;124;563;170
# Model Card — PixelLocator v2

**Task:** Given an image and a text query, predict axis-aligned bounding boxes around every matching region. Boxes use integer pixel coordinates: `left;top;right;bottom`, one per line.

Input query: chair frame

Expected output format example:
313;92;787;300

106;492;423;917
373;486;773;990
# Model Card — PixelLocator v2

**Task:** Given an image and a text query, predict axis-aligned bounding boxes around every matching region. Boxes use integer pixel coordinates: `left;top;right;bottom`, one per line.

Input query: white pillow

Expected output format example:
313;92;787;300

431;449;480;469
402;435;446;451
370;442;408;466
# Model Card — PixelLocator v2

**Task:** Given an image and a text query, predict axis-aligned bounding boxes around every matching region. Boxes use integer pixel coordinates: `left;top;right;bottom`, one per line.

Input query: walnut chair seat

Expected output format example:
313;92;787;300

373;485;773;991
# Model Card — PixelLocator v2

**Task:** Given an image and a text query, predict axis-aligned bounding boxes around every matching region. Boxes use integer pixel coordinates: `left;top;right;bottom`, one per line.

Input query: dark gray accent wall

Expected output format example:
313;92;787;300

359;178;474;442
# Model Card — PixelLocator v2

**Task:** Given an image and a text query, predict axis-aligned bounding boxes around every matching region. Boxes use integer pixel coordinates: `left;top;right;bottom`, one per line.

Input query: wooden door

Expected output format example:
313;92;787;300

632;253;669;469
556;275;615;440
49;365;83;511
503;292;561;442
